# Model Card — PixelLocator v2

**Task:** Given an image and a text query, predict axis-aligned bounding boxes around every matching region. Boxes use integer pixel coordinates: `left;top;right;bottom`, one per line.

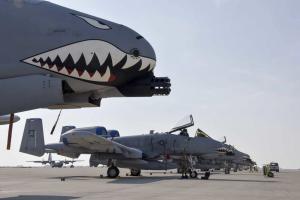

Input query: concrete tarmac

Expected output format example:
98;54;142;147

0;167;299;200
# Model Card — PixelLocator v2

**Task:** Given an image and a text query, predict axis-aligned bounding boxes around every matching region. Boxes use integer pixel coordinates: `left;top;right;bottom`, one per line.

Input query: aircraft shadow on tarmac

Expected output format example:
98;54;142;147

107;176;193;184
47;175;279;184
208;178;278;183
48;175;201;184
47;174;280;184
0;196;79;200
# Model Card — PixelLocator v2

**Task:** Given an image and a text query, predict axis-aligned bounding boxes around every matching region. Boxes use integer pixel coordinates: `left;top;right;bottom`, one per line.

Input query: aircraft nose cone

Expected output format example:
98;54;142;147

117;25;157;68
134;36;157;61
131;38;156;71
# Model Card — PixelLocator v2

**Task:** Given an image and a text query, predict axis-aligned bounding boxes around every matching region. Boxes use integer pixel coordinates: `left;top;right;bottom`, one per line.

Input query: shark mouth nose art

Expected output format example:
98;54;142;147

22;40;156;83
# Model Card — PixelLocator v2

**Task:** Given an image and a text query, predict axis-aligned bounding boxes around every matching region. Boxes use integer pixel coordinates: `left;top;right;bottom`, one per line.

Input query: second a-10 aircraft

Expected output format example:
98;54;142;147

192;129;255;174
0;0;170;149
20;115;254;179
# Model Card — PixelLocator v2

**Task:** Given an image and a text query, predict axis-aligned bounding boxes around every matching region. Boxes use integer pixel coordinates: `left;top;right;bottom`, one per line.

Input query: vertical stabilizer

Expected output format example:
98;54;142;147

20;118;45;157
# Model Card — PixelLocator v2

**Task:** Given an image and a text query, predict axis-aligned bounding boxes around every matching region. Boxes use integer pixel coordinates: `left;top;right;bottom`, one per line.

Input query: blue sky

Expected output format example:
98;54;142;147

1;0;300;168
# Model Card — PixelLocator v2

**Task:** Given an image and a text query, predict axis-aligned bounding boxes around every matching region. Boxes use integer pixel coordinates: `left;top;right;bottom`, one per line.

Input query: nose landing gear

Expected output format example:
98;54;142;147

179;155;201;179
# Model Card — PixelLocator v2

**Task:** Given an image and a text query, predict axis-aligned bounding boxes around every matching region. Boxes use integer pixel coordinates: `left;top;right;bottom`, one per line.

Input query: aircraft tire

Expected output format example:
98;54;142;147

225;168;230;174
189;171;198;179
268;171;274;178
177;168;183;174
130;169;141;176
201;171;210;180
107;166;120;178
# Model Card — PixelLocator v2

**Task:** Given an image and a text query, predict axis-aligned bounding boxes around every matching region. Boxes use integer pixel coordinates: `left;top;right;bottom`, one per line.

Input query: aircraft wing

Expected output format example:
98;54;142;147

63;160;84;164
66;132;143;159
27;161;49;164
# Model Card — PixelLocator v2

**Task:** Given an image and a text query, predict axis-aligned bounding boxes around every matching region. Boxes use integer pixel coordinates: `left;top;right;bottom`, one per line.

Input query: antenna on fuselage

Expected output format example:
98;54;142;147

6;114;15;150
50;110;62;135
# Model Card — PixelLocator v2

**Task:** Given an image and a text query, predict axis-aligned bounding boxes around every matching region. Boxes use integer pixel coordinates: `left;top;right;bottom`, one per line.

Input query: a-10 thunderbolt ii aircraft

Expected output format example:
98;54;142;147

20;116;230;179
27;153;81;168
91;128;254;178
0;0;170;148
195;150;255;174
192;129;255;174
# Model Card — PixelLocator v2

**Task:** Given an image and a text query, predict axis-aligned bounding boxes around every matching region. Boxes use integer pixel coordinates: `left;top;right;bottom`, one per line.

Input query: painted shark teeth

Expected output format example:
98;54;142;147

23;40;156;83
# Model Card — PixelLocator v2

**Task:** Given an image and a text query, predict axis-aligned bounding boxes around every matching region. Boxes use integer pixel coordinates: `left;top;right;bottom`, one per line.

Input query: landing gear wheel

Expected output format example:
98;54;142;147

107;166;120;178
181;171;189;179
130;169;141;176
177;168;183;174
189;171;198;179
70;165;74;168
268;171;274;178
181;174;189;179
225;168;230;174
201;171;210;180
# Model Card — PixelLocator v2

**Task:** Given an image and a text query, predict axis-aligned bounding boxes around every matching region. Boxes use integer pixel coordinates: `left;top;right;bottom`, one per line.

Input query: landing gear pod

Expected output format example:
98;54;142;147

0;75;63;115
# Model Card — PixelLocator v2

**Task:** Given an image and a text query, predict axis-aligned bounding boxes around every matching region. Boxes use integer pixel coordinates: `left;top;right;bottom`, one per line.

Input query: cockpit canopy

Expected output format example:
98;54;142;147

169;115;194;134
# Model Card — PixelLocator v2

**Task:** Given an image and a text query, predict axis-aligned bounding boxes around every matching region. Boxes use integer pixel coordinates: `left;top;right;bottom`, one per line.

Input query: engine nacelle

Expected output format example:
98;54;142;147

108;130;120;138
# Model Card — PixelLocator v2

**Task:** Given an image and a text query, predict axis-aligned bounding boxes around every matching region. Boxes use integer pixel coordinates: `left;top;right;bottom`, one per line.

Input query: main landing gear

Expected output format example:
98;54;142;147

130;169;141;176
107;166;120;178
201;171;211;180
225;168;231;174
189;170;198;179
178;168;210;180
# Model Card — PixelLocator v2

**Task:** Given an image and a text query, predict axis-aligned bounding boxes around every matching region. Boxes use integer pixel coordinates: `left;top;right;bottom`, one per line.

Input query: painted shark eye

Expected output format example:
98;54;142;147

73;14;111;30
130;48;140;58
